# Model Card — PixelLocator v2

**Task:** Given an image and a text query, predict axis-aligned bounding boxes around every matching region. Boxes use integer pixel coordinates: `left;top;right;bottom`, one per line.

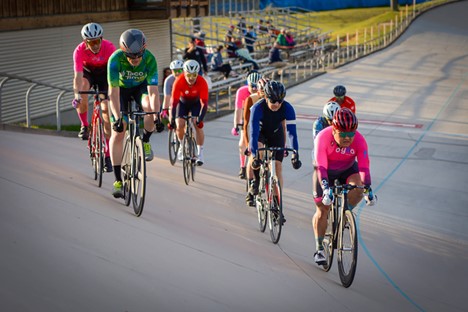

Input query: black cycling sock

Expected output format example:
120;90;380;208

253;168;260;181
113;165;122;181
143;129;153;143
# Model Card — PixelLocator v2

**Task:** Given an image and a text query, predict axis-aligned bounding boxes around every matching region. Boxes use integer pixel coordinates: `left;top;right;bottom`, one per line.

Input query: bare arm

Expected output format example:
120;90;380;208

73;71;84;99
108;86;120;120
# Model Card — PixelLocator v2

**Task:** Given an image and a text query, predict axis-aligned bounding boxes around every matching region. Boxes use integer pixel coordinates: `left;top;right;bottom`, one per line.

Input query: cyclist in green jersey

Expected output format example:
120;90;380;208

107;29;162;198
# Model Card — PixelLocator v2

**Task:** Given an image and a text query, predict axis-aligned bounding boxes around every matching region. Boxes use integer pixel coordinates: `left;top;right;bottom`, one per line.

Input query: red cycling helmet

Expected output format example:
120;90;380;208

332;108;358;132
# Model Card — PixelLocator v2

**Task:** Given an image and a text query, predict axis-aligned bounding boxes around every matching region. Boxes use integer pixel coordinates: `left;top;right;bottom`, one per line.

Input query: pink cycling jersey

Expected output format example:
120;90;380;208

235;85;251;109
314;126;371;185
73;39;116;73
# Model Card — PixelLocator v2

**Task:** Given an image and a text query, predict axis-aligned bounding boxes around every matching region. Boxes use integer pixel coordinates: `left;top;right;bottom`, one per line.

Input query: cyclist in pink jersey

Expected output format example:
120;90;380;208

72;22;116;172
232;72;261;179
312;108;377;266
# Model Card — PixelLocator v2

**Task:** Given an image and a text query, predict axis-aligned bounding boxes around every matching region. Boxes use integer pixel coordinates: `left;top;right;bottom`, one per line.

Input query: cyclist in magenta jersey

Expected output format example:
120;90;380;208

170;60;209;166
107;29;162;198
312;108;376;265
232;71;261;180
72;22;116;172
248;81;301;199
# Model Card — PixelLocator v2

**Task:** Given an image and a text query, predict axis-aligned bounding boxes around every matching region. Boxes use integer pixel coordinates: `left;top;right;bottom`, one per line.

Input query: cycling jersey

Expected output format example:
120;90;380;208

313;116;330;140
314;126;371;186
235;85;251;110
171;74;209;121
73;39;116;74
249;99;299;157
107;49;159;88
163;74;176;96
329;96;356;113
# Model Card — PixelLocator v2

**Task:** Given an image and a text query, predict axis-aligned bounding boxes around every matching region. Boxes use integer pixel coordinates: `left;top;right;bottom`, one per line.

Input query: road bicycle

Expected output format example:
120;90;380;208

79;87;107;188
254;146;297;244
181;115;198;185
120;100;157;217
168;124;179;166
322;180;365;288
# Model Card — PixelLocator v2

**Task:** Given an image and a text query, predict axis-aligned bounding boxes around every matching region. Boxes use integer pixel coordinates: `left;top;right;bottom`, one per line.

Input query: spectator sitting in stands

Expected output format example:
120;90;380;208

276;29;296;49
225;25;235;45
268;42;287;68
194;31;207;54
225;36;243;58
266;20;280;39
244;25;257;54
237;16;247;35
234;42;260;71
210;45;238;79
257;19;268;34
162;67;172;86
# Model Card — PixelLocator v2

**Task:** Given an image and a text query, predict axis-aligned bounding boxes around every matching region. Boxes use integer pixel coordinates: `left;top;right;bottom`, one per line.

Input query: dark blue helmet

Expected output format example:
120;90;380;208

264;80;286;103
333;85;346;97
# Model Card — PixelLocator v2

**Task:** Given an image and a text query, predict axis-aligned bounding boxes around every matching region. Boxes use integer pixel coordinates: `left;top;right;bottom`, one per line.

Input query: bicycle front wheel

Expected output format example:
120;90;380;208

132;136;146;217
322;205;335;272
337;210;358;288
121;135;132;206
95;121;104;188
256;175;267;232
168;129;179;166
182;136;191;185
268;177;283;244
190;137;197;182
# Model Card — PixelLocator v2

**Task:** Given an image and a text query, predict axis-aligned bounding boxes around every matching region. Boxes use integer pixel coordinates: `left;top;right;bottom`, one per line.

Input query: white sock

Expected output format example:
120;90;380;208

197;145;204;156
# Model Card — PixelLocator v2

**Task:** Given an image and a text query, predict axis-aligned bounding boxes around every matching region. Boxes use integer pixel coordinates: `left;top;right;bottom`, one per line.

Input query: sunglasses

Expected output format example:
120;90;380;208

125;51;144;59
86;38;101;45
338;131;356;138
173;69;183;74
268;99;283;105
185;73;198;79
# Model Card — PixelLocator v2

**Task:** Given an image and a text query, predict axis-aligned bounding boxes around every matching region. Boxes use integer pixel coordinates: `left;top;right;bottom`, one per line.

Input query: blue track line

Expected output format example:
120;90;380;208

355;72;466;312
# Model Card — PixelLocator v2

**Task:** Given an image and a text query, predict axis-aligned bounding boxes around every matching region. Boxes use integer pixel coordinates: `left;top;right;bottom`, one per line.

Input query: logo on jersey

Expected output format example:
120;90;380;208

121;70;145;80
335;147;355;155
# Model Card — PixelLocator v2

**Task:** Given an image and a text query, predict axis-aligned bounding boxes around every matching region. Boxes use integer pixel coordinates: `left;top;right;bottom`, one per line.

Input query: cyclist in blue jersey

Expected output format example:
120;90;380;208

107;29;163;198
248;81;302;199
313;101;341;140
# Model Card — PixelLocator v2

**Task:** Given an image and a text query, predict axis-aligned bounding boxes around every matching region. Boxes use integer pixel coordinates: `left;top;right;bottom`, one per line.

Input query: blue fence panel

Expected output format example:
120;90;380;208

260;0;429;11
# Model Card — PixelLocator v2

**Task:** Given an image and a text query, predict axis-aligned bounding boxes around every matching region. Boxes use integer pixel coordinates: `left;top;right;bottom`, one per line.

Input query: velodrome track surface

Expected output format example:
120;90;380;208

1;2;467;311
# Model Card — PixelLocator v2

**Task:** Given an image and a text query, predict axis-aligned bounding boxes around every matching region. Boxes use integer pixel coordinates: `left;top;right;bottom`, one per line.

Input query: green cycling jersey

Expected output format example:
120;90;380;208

107;49;159;88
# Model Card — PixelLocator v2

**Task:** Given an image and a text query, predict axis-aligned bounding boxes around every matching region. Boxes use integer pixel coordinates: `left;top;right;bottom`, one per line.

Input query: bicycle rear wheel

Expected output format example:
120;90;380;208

168;129;179;166
322;205;335;272
255;175;267;232
337;210;358;288
95;121;104;188
121;135;132;207
132;136;146;217
182;136;191;185
190;137;197;182
268;177;283;244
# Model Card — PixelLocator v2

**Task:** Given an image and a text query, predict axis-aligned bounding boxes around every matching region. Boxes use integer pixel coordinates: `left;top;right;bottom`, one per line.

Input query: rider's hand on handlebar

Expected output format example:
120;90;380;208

291;155;302;170
154;118;164;133
251;157;262;170
244;148;251;156
72;98;81;108
231;126;239;136
112;117;124;133
322;187;333;206
364;186;377;206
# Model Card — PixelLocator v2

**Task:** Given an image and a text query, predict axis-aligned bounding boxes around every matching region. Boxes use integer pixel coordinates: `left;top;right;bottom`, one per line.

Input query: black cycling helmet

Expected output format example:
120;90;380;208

333;85;347;97
119;29;146;58
264;80;286;103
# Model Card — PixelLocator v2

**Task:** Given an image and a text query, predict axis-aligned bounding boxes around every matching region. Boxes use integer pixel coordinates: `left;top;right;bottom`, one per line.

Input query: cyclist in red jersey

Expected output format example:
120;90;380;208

170;60;209;166
328;85;356;114
312;108;376;265
72;22;116;172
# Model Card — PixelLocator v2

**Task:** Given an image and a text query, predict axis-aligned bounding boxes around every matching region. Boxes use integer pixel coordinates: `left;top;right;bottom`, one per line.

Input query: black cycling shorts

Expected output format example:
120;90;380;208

312;161;359;200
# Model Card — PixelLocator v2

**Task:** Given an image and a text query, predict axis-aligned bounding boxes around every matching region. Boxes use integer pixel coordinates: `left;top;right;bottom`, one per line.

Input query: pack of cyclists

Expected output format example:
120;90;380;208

73;23;377;269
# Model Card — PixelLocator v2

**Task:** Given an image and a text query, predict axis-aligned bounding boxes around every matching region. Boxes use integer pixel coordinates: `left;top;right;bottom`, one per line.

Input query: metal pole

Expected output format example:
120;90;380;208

25;83;37;128
0;77;10;122
56;91;66;131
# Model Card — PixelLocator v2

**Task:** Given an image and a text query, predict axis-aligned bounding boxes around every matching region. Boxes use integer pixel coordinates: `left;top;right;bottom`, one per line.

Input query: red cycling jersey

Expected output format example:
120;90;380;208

329;96;356;114
171;74;209;109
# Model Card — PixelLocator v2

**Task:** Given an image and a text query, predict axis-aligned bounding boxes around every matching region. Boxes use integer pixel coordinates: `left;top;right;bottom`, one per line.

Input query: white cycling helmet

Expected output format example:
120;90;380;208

183;60;200;74
323;101;341;120
81;23;103;40
170;60;184;70
247;71;261;86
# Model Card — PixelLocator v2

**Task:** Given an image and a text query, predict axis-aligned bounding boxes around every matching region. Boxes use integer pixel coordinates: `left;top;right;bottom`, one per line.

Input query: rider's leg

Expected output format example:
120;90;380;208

313;201;330;250
110;125;126;181
101;100;111;158
77;78;90;128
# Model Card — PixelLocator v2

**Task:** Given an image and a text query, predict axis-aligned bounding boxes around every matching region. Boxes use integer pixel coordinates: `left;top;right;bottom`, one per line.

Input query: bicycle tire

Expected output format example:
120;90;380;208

190;137;197;182
88;122;98;181
322;204;335;272
168;129;179;166
268;177;283;244
255;172;267;232
95;120;104;188
132;136;146;217
337;209;358;288
182;135;191;185
121;135;132;207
